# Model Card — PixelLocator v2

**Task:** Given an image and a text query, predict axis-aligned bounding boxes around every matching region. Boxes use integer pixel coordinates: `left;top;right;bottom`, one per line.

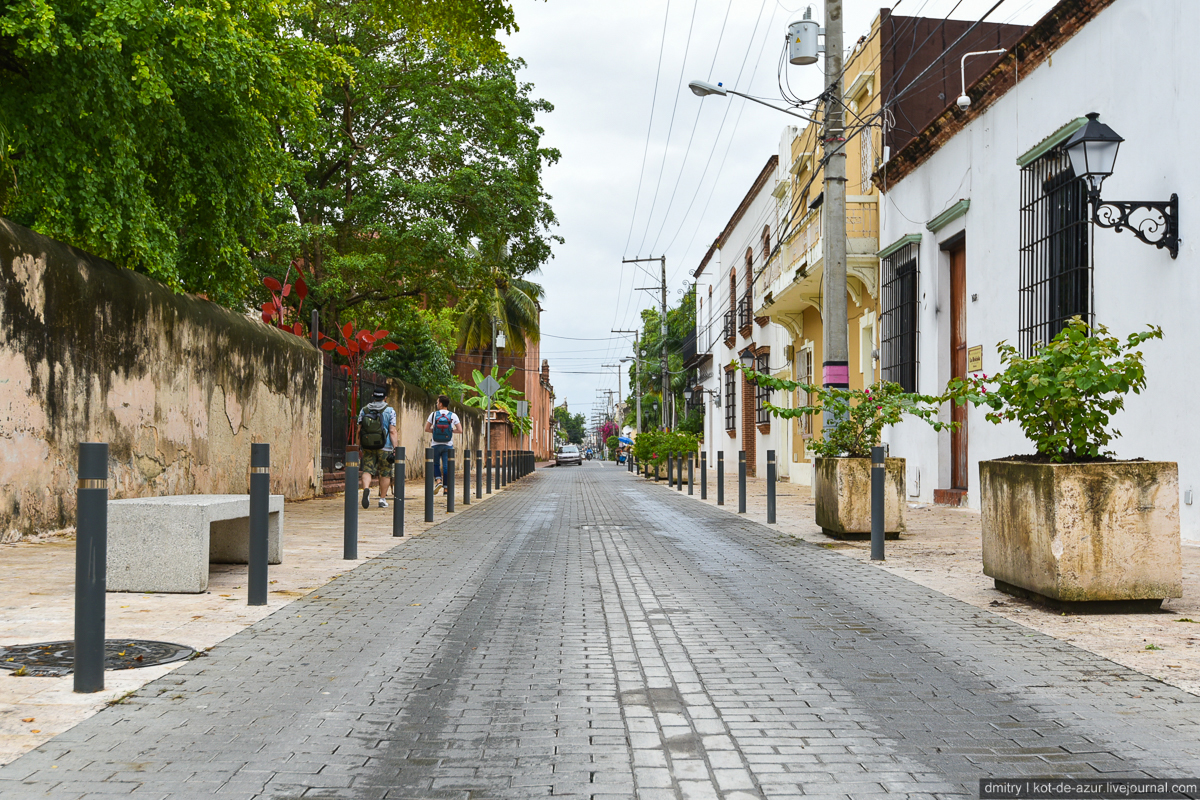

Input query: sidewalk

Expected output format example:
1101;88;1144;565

628;466;1200;696
0;473;515;766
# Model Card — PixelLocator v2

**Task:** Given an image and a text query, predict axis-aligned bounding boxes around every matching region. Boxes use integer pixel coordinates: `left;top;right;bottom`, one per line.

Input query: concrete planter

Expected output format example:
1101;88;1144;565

814;457;906;539
980;460;1182;605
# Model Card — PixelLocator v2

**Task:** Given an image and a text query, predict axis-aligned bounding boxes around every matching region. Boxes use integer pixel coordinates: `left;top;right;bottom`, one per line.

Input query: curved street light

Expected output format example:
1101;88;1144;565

688;80;819;124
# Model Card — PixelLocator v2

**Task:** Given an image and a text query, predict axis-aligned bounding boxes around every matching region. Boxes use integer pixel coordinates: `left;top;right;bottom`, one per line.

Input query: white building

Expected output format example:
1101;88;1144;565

691;152;795;480
876;0;1199;539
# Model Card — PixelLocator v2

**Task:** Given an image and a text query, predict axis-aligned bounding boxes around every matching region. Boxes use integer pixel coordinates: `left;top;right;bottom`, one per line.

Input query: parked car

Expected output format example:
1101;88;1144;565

556;445;582;467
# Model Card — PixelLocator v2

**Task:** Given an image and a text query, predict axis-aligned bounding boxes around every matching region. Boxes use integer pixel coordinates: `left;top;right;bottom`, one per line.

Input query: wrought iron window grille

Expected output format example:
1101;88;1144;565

1019;147;1091;356
880;243;919;392
723;371;736;431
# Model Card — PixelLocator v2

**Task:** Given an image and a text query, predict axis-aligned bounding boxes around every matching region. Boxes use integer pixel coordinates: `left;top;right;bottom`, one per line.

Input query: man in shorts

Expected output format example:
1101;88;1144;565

358;387;398;508
424;395;462;494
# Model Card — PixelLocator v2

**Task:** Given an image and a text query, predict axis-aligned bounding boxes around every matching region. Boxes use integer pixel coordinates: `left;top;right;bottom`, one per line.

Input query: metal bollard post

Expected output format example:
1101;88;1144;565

687;453;694;495
871;446;885;561
717;452;724;505
476;449;482;498
393;448;405;537
463;449;471;506
74;442;108;693
500;451;506;487
654;459;660;481
676;453;683;492
668;453;674;488
738;450;747;514
486;449;492;494
447;452;456;513
701;451;707;500
248;443;270;606
766;450;777;524
344;450;359;559
424;447;434;522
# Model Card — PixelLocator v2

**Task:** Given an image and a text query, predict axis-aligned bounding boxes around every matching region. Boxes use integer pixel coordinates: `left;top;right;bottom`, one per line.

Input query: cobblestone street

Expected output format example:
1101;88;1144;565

2;462;1199;799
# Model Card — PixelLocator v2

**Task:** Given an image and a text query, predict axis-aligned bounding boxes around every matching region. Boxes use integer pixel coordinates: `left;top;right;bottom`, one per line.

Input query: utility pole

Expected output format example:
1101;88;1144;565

821;0;849;410
624;256;668;431
613;329;640;434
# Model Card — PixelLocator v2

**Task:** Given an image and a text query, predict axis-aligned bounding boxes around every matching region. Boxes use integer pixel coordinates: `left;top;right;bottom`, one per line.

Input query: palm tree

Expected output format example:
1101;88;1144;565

456;240;543;357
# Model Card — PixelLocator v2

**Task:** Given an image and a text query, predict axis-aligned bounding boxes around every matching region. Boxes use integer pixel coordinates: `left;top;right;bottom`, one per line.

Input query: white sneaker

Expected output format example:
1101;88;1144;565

379;498;388;508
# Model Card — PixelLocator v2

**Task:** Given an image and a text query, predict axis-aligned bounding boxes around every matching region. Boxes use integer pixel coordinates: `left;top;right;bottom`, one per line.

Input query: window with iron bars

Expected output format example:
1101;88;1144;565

1019;145;1090;355
796;346;814;437
755;353;771;426
723;309;735;342
880;242;918;392
737;295;752;330
723;370;736;431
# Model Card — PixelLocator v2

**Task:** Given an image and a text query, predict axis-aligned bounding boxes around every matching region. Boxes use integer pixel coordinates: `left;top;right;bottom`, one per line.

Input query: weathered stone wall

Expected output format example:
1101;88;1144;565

0;219;322;540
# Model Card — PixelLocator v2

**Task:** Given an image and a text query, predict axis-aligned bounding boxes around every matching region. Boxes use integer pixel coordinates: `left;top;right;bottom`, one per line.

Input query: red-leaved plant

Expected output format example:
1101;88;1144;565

320;323;399;443
260;267;310;336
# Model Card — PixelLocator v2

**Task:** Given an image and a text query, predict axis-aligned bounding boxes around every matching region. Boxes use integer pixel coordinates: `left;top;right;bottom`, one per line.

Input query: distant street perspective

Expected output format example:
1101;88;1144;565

4;463;1200;800
2;0;1199;798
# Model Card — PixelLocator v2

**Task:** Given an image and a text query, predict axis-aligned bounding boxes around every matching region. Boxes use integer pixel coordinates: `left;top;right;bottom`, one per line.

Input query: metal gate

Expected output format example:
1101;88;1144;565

320;354;389;473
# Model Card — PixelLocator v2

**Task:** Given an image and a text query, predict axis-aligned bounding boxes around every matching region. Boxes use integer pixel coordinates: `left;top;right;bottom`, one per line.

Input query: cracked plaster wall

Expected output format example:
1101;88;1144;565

0;219;321;540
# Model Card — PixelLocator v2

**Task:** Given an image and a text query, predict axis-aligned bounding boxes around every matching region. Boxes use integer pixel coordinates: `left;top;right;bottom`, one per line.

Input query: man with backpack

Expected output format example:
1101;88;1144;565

424;394;462;495
358;387;398;509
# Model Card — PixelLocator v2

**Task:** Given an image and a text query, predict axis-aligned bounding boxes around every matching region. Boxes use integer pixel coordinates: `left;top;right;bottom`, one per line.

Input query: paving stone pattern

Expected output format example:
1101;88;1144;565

1;465;1198;799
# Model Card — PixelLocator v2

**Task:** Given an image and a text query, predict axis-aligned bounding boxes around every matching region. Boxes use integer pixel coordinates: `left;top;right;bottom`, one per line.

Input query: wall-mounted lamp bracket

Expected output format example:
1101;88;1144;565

1090;191;1179;259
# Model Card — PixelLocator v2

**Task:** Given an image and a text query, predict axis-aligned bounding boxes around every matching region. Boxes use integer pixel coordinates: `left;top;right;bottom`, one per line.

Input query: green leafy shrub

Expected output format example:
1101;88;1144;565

737;365;952;458
947;317;1161;461
632;430;699;470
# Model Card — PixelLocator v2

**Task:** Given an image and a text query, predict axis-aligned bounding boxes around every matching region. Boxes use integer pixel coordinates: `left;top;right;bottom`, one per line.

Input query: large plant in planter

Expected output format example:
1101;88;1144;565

632;430;699;477
738;366;952;538
948;317;1178;606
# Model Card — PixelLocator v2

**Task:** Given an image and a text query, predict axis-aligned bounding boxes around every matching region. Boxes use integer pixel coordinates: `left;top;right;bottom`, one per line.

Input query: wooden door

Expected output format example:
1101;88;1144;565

949;243;968;489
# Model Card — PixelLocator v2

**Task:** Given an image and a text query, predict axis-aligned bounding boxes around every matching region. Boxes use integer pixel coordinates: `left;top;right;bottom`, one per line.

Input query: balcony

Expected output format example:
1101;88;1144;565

723;310;736;345
682;329;710;372
754;199;881;323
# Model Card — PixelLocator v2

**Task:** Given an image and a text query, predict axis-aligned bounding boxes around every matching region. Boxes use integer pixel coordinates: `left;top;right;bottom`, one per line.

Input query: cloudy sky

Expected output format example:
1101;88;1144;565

502;0;1055;422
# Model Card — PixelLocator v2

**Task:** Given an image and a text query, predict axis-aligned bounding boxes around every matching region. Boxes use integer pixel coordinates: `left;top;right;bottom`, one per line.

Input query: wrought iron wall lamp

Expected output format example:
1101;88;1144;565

1064;112;1179;259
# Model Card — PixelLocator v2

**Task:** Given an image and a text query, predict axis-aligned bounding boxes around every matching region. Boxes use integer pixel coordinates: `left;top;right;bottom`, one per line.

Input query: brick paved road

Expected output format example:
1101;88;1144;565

2;463;1199;799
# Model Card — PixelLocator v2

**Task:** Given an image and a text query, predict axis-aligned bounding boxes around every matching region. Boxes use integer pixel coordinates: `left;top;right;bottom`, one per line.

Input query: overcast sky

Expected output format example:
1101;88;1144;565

502;0;1055;423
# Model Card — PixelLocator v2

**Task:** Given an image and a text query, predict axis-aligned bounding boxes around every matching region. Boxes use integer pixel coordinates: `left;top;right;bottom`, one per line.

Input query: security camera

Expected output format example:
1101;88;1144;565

956;94;971;111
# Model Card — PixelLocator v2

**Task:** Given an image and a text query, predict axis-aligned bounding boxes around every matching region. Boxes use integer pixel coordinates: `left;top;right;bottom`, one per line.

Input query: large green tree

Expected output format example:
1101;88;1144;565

553;406;585;445
265;2;559;336
0;0;341;302
0;0;535;304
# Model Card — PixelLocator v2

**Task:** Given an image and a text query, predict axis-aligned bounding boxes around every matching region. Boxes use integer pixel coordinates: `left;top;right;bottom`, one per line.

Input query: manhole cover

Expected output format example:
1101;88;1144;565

0;640;195;677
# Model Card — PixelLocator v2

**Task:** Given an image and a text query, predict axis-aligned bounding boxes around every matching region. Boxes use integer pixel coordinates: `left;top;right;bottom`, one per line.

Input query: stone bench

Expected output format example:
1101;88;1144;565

107;495;284;593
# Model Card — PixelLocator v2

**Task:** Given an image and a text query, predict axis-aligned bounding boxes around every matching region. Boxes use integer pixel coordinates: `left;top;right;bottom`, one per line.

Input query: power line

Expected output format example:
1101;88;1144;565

621;0;675;258
634;0;702;257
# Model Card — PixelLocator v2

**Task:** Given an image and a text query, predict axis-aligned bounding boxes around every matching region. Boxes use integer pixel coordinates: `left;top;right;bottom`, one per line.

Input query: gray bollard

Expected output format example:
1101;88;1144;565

738;450;746;513
668;453;675;488
500;451;506;487
344;450;359;560
687;453;694;495
476;449;482;498
424;447;434;522
701;451;707;500
767;449;776;524
486;449;492;494
447;452;455;512
717;452;724;505
871;446;886;561
248;443;270;606
676;453;683;492
74;442;108;693
463;448;471;506
393;447;405;537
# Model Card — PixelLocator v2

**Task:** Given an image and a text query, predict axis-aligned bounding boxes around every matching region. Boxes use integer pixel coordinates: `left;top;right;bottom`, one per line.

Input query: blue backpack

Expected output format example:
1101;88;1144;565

432;410;454;443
